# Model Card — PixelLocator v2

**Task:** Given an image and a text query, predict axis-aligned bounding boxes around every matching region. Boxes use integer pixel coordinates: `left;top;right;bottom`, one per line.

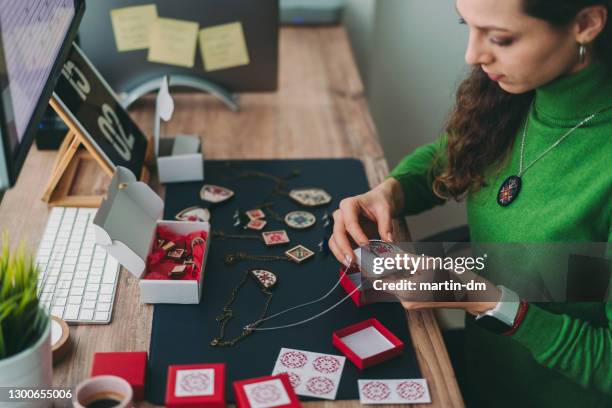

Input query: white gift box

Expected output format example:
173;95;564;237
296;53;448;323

93;166;210;304
154;76;204;184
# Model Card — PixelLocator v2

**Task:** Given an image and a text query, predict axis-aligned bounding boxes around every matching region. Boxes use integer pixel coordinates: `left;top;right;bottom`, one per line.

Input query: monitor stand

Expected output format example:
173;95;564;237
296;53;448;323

119;75;240;111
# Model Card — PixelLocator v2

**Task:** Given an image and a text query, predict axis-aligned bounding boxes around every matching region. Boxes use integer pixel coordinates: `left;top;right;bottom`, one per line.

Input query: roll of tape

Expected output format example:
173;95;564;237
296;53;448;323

51;315;71;365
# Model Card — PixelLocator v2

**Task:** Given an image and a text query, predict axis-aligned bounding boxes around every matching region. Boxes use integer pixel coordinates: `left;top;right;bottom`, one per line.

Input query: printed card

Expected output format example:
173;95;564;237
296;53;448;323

272;348;345;400
358;379;431;404
243;378;291;408
175;368;215;397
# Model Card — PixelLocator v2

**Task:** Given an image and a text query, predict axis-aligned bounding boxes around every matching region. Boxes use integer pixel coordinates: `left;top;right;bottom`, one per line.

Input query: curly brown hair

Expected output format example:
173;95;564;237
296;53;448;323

433;0;612;200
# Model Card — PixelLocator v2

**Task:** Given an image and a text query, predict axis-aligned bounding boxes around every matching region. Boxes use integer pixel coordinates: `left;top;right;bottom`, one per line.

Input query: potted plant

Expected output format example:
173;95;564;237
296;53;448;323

0;234;52;408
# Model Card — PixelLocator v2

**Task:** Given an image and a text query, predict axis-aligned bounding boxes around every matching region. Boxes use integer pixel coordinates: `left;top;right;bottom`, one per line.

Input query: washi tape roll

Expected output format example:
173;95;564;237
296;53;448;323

51;315;71;365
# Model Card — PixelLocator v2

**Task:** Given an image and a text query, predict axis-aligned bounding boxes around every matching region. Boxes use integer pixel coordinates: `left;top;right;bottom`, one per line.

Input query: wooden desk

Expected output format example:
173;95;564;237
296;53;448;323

0;27;463;407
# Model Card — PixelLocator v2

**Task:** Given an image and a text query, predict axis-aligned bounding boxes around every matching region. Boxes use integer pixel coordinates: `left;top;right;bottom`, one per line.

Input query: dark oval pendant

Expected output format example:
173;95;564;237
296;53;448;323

497;175;522;207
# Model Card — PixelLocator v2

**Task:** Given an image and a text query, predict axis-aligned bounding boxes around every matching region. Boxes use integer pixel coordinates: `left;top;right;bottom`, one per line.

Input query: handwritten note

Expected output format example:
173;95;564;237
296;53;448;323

199;22;250;72
147;17;200;68
110;4;157;52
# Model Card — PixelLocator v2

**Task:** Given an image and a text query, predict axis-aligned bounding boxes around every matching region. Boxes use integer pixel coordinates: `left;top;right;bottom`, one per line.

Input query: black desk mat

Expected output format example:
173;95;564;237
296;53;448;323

148;159;421;404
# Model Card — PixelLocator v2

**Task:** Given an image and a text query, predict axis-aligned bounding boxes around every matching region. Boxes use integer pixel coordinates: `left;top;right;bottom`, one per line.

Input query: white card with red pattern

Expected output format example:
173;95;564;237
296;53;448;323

243;378;292;408
175;368;215;397
358;379;431;404
272;348;345;400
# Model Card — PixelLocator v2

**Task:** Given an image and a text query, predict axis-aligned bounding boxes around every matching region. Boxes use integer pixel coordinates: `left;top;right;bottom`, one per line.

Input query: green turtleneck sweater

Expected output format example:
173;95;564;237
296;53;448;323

389;62;612;407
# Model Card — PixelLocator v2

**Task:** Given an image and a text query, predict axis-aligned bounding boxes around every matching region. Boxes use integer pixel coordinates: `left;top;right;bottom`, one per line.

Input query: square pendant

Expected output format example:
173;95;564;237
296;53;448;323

285;245;315;263
261;230;290;246
200;184;235;203
247;219;267;231
246;209;266;221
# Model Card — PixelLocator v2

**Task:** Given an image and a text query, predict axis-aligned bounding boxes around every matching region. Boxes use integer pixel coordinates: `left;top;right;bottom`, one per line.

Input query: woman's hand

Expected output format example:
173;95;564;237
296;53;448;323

329;178;405;267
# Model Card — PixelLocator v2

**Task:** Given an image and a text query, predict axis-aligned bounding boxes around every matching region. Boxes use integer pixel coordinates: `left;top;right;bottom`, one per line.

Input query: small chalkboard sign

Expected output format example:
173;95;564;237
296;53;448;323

43;43;149;207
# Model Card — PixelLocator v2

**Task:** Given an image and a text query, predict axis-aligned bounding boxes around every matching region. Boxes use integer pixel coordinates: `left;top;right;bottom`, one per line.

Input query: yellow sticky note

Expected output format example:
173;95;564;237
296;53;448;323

110;5;158;52
199;22;250;72
148;18;199;68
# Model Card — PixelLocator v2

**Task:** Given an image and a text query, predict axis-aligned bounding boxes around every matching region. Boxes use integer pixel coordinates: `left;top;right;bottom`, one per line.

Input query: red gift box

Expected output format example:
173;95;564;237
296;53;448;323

339;266;372;307
234;373;300;408
90;352;147;401
166;363;225;408
332;318;404;369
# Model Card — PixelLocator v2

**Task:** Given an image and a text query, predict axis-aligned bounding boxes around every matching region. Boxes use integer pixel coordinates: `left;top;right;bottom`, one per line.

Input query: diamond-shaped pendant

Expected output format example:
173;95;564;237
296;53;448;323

285;245;315;263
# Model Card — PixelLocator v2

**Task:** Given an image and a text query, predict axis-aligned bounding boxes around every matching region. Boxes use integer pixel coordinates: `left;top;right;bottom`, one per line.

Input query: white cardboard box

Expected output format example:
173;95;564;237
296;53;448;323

154;76;204;184
93;166;210;304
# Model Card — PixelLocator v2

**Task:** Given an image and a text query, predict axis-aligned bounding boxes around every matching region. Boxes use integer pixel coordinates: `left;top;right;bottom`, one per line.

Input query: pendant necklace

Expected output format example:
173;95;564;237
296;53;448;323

223;244;315;265
210;268;278;347
497;104;605;207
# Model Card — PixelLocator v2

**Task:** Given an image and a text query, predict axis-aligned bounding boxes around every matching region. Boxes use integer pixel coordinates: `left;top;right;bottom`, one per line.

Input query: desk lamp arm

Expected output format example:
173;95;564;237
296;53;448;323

120;75;240;112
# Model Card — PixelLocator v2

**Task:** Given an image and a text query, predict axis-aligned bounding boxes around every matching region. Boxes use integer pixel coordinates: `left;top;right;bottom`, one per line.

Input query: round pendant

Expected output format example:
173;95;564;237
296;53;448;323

497;176;522;207
284;211;316;229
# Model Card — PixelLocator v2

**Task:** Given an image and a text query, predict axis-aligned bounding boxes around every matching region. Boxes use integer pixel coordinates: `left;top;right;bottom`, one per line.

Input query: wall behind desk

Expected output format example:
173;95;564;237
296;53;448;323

344;0;468;241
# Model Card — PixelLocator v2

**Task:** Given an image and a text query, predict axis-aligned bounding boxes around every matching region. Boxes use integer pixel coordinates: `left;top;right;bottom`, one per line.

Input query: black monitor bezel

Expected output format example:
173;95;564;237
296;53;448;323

0;0;85;187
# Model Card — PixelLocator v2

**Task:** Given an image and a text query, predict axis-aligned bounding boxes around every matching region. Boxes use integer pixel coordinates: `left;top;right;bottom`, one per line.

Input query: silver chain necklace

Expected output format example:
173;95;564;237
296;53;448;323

497;103;605;207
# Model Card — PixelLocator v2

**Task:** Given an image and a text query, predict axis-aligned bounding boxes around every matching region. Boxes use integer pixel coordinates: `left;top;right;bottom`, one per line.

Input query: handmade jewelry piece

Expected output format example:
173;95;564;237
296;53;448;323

318;212;332;254
498;104;606;207
284;211;316;229
200;184;235;203
166;247;186;261
246;209;266;221
175;206;211;222
169;264;188;279
288;188;332;207
261;230;290;246
161;241;175;252
224;244;315;266
246;219;267;231
210;268;278;347
285;245;315;263
212;230;290;247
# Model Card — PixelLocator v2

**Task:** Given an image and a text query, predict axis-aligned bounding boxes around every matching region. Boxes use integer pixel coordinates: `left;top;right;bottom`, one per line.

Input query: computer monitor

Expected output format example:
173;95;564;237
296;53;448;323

0;0;85;190
78;0;279;96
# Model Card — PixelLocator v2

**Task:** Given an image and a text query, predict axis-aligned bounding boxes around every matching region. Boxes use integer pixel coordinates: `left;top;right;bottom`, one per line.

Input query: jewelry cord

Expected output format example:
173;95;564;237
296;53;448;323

247;268;364;331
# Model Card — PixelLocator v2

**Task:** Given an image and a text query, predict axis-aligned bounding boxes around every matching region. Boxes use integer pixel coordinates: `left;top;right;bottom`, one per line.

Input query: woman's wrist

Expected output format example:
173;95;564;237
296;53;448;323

380;177;405;217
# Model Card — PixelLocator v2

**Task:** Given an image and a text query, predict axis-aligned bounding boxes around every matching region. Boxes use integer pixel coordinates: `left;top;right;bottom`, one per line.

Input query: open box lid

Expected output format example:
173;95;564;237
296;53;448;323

153;76;174;158
93;166;164;278
153;76;201;158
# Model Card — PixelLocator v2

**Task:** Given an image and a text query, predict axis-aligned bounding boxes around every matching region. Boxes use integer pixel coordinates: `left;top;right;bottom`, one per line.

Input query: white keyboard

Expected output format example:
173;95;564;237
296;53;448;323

36;207;119;324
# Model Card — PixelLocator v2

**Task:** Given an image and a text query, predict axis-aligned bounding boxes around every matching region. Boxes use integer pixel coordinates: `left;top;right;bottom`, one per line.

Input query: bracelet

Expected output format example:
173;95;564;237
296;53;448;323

503;300;529;336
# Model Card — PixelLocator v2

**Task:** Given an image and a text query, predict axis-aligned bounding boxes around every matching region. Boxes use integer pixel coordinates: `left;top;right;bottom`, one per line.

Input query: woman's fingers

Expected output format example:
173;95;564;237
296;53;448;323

331;210;356;266
374;204;394;242
339;198;369;246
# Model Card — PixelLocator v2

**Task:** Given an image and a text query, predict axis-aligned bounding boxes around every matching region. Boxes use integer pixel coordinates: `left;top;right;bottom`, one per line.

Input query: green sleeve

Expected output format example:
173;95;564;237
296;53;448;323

388;136;447;215
512;302;612;395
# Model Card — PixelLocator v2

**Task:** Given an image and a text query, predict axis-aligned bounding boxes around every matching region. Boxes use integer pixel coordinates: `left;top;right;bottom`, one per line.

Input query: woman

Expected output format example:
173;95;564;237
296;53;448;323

329;0;611;406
